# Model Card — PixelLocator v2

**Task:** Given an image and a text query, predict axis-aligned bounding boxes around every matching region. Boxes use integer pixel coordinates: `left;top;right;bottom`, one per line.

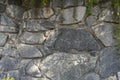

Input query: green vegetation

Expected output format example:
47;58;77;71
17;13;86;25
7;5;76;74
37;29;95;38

30;0;49;6
2;77;15;80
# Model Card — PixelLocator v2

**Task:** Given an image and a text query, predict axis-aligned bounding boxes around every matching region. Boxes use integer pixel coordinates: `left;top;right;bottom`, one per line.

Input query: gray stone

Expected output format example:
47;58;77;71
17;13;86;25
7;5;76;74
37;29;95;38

52;28;101;52
20;32;46;44
40;21;55;30
118;72;120;80
95;47;120;78
0;13;16;26
26;62;41;77
62;8;75;24
6;5;24;20
92;22;114;46
2;44;19;57
62;6;86;24
91;6;101;16
18;44;42;58
0;57;18;71
99;9;114;22
86;16;97;26
40;52;98;80
81;73;100;80
0;33;7;47
0;4;6;12
74;6;86;22
25;20;55;31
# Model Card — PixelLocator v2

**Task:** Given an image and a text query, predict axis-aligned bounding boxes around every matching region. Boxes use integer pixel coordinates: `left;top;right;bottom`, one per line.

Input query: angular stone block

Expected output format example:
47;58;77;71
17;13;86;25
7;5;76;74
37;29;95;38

99;9;114;22
0;13;16;26
0;57;18;71
18;44;42;58
25;20;55;31
26;62;41;77
95;47;120;78
62;6;86;24
20;32;46;44
92;22;114;46
40;52;98;80
52;28;101;52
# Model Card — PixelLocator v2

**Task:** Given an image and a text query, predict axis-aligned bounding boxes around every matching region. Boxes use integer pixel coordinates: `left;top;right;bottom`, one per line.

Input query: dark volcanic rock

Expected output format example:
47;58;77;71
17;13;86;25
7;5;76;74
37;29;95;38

52;28;101;52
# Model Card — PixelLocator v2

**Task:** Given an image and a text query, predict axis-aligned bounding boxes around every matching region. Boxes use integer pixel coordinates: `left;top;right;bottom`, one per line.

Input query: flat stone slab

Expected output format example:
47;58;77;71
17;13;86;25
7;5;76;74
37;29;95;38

20;32;46;44
17;44;42;58
52;28;101;52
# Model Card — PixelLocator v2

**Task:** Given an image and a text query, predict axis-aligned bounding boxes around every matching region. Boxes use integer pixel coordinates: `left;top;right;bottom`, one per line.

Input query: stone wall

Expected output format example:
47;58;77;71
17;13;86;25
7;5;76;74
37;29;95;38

0;0;120;80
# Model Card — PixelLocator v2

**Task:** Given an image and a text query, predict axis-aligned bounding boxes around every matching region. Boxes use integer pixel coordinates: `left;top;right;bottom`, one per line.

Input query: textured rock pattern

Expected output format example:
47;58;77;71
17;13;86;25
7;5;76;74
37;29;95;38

0;0;119;80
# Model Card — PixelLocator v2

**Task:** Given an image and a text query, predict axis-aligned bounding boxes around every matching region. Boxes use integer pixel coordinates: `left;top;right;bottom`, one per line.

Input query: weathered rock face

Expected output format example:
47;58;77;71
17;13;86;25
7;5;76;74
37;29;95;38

52;28;101;52
0;0;119;80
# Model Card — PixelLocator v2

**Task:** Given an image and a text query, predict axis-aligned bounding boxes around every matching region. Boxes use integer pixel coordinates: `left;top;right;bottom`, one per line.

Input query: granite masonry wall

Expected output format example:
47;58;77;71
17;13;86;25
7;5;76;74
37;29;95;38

0;0;120;80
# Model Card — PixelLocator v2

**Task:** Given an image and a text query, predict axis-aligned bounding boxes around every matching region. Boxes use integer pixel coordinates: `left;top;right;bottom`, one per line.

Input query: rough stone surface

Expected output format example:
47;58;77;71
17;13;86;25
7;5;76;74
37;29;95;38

0;33;7;47
17;44;42;58
6;5;24;20
95;47;120;78
20;32;46;44
39;52;98;80
99;9;114;22
25;20;55;31
92;22;114;46
0;57;18;71
62;6;86;24
52;28;101;52
1;44;19;57
0;13;16;26
86;15;97;26
26;61;41;77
